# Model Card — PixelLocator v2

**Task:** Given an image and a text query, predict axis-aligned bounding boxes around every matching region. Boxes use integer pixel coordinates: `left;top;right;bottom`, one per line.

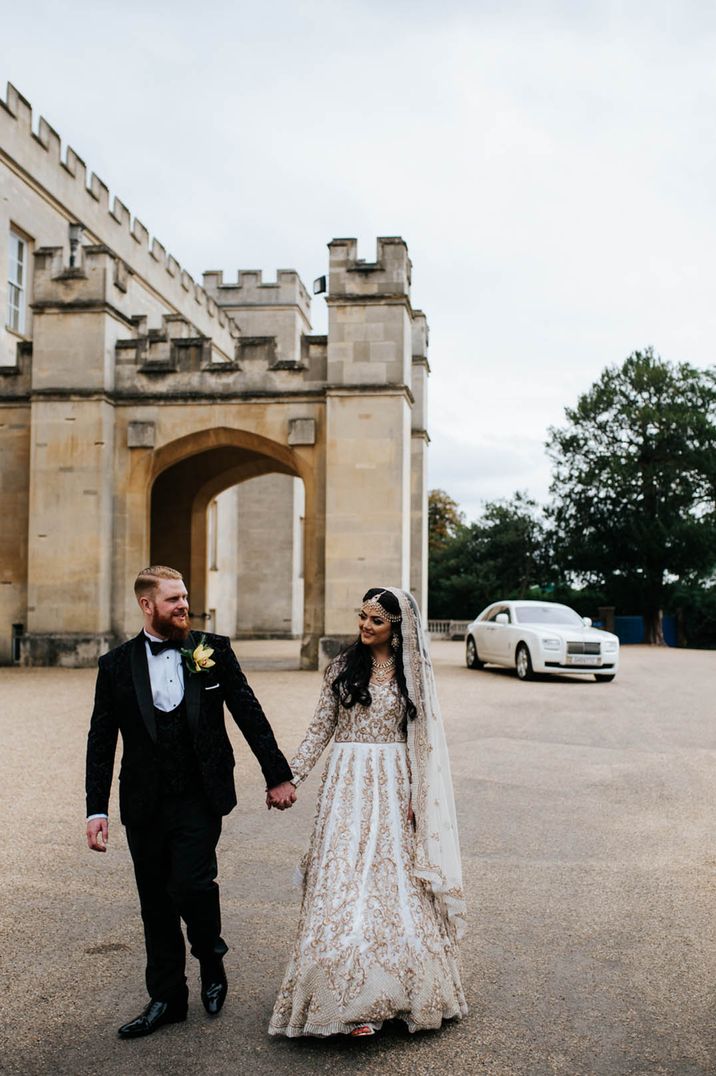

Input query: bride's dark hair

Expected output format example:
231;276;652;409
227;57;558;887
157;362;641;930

330;587;417;720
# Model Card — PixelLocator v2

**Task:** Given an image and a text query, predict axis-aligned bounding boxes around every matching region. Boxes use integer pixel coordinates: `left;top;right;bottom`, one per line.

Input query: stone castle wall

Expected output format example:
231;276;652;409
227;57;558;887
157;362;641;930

0;82;430;668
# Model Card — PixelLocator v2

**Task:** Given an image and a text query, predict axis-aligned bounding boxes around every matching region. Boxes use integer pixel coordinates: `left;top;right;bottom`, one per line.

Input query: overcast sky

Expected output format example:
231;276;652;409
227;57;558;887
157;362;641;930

6;1;716;520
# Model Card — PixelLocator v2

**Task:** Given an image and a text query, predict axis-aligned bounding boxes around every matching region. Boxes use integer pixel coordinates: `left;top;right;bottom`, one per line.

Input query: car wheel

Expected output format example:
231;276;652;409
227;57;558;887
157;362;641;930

515;642;534;681
594;674;616;683
466;636;484;669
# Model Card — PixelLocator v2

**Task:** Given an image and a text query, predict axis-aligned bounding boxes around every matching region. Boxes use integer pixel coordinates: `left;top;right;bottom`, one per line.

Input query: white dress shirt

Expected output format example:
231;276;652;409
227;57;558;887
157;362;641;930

144;630;186;711
87;631;186;822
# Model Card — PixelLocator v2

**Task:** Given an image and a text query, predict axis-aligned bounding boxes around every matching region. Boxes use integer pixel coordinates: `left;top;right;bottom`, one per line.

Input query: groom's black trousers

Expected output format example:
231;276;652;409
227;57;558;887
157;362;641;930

125;790;228;1002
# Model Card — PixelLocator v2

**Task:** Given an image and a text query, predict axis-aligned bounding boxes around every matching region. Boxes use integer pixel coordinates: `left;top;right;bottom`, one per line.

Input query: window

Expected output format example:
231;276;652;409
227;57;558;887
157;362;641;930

7;230;27;334
514;605;583;626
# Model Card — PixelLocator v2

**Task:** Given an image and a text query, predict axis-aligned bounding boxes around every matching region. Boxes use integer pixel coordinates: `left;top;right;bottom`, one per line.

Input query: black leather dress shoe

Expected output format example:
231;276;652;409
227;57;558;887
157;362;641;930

200;959;228;1016
117;999;187;1039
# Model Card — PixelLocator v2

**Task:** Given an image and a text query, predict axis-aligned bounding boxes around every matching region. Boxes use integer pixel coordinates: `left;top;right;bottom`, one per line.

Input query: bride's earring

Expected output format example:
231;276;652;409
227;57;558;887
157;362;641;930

391;634;400;651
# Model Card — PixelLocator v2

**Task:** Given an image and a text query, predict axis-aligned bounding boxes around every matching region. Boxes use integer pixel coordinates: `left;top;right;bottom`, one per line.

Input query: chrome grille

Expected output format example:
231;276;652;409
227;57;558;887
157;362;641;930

567;640;601;655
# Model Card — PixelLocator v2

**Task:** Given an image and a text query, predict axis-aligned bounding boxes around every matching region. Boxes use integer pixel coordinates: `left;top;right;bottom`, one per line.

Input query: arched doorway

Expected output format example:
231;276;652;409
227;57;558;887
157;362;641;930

148;427;322;668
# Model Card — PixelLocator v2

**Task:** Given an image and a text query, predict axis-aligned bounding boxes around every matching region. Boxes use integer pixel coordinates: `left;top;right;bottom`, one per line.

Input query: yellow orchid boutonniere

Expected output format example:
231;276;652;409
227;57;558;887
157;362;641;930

181;634;216;675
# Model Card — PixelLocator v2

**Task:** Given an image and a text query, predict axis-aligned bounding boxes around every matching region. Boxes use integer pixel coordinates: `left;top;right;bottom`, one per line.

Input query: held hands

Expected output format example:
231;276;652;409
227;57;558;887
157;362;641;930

87;818;108;852
266;780;297;811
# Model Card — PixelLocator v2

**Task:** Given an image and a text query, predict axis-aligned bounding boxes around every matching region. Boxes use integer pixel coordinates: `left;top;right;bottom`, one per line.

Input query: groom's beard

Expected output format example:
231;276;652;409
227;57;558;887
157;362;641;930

150;610;191;642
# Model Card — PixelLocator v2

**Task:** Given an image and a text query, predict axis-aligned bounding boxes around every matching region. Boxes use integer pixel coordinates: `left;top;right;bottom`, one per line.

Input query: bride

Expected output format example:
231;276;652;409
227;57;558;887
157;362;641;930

269;587;467;1038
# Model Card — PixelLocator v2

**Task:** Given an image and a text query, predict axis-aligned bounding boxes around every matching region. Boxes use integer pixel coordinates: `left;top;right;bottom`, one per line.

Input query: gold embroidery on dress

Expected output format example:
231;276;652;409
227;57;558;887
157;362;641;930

269;664;467;1037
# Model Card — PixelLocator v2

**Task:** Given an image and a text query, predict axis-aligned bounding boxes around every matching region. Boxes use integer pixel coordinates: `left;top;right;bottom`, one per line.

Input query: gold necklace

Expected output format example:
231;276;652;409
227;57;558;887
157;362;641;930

371;655;396;683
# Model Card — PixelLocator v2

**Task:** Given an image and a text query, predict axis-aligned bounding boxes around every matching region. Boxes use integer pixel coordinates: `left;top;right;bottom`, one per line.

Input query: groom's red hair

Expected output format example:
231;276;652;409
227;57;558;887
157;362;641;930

134;565;183;599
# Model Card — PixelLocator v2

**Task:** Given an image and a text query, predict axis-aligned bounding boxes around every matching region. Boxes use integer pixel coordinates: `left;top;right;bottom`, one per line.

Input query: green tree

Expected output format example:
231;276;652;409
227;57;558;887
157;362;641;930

428;492;547;618
428;489;465;555
546;349;716;643
669;581;716;649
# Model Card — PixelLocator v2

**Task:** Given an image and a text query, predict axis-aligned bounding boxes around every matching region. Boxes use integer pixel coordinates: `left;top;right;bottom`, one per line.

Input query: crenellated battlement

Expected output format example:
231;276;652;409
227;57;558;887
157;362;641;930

32;244;131;308
327;236;412;301
203;268;311;319
0;83;238;355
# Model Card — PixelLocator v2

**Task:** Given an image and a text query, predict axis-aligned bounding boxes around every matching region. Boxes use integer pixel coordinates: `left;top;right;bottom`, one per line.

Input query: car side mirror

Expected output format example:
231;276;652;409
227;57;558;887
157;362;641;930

582;617;592;627
495;612;509;625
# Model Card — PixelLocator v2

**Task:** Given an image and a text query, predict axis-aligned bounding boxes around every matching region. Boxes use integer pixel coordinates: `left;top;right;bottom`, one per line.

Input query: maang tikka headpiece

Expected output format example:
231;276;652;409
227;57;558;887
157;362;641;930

361;593;402;623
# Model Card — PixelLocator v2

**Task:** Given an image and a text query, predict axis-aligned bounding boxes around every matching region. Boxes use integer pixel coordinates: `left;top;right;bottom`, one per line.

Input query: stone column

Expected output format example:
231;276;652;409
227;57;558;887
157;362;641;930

0;384;31;664
233;473;303;638
321;238;414;665
410;311;430;617
298;439;325;670
206;484;240;636
21;246;121;664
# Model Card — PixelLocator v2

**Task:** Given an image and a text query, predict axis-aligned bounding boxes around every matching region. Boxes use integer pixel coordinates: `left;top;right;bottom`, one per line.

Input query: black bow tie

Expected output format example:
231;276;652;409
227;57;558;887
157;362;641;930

147;638;182;656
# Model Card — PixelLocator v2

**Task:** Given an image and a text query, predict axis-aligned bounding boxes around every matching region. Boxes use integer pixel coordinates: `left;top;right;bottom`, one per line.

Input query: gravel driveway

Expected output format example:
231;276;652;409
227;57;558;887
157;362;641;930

1;642;714;1075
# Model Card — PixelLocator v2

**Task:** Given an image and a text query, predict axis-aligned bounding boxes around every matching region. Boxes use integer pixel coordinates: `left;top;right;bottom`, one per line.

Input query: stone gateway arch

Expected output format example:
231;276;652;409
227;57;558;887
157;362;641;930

0;85;429;668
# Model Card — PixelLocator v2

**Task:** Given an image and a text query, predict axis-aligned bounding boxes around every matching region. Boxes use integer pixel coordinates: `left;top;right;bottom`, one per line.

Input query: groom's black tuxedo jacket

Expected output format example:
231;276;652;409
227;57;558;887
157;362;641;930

85;631;292;827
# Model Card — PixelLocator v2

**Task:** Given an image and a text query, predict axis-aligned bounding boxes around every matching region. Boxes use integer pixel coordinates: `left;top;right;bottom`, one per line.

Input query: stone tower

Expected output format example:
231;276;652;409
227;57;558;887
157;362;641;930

320;237;428;660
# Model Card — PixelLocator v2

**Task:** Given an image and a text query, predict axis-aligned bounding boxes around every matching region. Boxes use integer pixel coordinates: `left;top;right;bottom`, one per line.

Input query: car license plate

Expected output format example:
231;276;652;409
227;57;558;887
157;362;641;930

567;655;601;666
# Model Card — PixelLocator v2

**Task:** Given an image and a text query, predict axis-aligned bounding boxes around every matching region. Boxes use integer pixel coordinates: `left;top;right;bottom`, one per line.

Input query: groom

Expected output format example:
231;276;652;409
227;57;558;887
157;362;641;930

85;565;296;1039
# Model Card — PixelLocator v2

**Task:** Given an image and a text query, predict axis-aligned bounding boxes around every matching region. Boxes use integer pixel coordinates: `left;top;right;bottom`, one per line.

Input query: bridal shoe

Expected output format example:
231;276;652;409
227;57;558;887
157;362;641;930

349;1024;376;1037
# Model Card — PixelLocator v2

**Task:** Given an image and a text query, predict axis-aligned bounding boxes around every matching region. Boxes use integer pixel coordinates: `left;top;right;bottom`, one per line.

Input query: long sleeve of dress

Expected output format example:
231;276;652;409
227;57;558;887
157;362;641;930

289;673;339;786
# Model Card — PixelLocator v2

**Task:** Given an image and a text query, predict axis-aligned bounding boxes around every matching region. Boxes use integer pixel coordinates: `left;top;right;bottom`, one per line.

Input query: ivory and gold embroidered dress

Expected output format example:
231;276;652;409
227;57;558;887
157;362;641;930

269;596;468;1037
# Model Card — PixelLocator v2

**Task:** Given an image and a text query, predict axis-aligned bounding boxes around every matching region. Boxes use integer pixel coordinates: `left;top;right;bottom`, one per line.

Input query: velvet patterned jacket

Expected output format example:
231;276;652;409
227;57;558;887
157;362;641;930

85;631;292;826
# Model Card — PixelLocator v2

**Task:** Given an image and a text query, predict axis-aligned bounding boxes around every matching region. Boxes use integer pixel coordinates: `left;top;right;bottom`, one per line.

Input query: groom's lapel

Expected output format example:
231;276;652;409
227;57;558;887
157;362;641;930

184;631;201;739
130;632;158;744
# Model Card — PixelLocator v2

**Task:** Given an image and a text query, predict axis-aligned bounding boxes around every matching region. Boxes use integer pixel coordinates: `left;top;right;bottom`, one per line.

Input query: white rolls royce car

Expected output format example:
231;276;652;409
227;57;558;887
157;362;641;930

465;600;620;682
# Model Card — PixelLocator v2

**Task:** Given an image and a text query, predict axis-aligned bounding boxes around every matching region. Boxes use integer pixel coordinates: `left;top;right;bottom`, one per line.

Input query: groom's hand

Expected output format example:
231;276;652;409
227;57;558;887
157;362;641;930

87;818;108;852
266;781;297;811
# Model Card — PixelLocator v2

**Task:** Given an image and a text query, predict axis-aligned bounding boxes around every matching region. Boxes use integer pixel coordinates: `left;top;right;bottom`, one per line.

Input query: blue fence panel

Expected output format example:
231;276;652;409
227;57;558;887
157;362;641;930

614;616;644;644
614;614;677;646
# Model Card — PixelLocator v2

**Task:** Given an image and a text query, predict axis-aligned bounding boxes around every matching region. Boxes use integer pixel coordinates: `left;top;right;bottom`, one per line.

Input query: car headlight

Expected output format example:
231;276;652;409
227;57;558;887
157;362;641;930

541;637;561;650
604;640;619;652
